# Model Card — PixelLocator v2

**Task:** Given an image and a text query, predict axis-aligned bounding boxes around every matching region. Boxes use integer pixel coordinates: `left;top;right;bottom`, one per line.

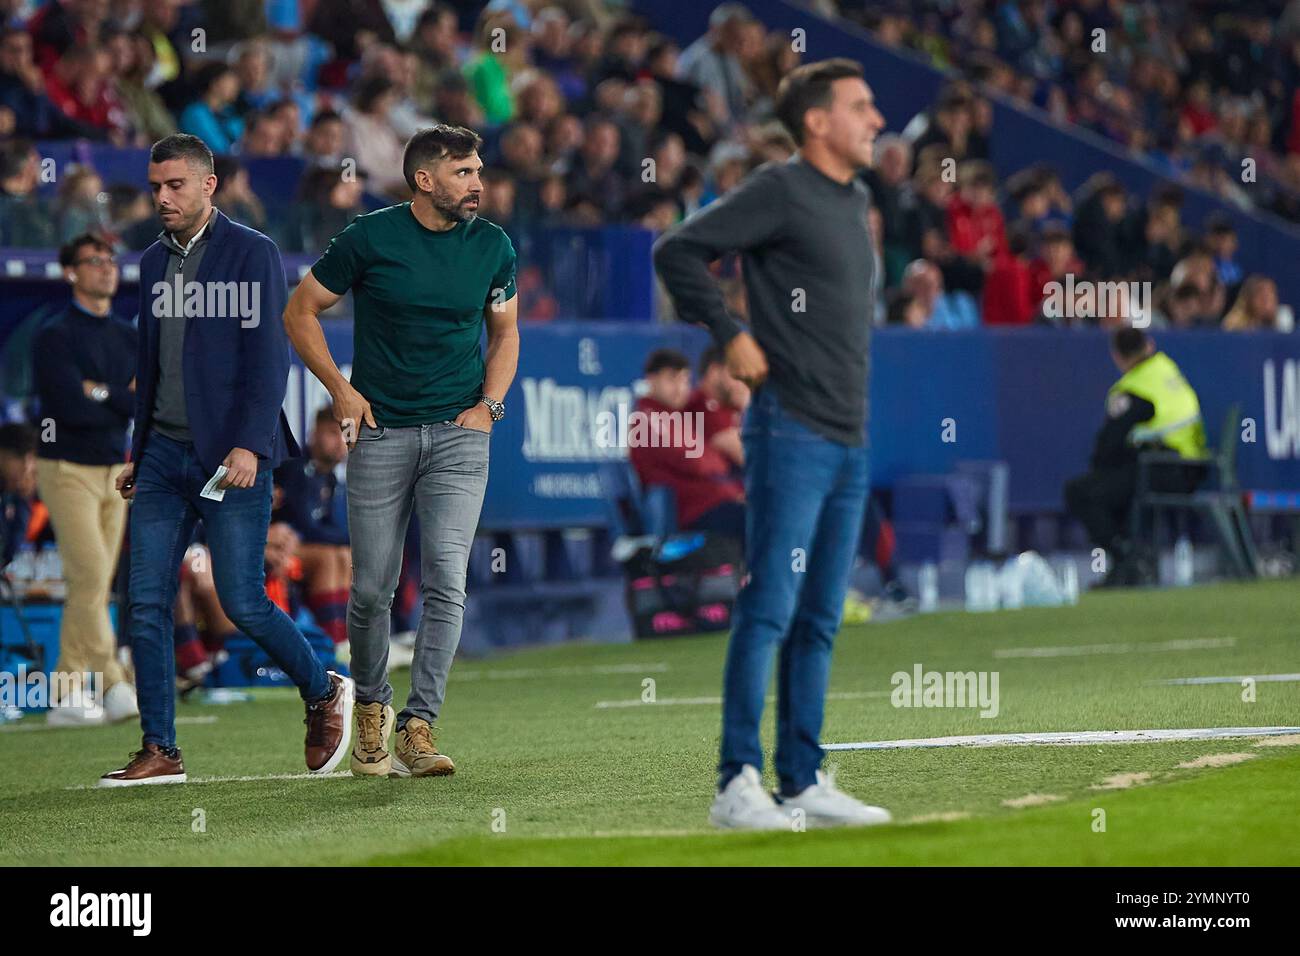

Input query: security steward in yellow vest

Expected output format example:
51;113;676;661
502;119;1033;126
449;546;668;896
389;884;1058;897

1065;328;1206;586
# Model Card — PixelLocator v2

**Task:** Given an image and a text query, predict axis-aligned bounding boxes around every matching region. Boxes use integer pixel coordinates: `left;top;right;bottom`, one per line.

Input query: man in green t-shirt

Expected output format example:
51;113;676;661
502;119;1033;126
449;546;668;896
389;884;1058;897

284;125;519;779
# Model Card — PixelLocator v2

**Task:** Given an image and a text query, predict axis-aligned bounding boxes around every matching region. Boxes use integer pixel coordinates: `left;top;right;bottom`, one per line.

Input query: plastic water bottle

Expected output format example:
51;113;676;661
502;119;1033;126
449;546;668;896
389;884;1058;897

999;559;1024;610
1060;561;1080;605
10;542;35;581
964;562;996;612
1174;536;1194;587
918;562;939;613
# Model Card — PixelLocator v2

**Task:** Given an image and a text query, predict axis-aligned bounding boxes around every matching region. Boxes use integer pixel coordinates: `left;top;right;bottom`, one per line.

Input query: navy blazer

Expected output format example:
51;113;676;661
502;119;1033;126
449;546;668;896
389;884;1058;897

131;209;301;475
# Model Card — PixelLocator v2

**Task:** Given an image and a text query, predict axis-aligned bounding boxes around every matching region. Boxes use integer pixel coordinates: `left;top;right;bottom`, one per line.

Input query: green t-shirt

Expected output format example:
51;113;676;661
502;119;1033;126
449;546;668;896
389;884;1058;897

311;202;517;427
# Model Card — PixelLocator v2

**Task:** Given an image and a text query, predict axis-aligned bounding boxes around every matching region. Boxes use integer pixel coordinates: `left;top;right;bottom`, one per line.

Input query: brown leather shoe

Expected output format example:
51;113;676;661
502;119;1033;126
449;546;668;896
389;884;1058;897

391;717;455;777
98;744;187;788
304;671;353;774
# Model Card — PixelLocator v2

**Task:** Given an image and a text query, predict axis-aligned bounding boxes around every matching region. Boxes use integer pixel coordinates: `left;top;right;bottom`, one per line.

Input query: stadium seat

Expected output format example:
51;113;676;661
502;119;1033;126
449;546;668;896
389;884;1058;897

1129;404;1259;578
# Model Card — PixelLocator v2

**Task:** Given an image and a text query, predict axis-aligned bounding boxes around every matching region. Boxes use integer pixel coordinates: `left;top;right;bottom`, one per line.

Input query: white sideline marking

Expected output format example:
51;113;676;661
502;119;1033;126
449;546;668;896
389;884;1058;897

822;726;1300;751
595;691;890;709
1153;673;1300;686
458;662;669;681
0;715;218;734
994;637;1235;659
66;769;351;790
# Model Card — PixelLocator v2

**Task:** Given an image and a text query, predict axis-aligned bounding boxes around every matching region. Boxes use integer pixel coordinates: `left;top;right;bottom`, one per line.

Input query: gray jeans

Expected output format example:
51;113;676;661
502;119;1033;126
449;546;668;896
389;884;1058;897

345;420;489;727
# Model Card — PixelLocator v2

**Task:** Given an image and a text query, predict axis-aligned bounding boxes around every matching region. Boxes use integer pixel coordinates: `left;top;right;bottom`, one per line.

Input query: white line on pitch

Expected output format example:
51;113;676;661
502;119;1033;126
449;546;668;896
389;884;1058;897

458;662;670;681
0;715;218;734
993;637;1235;659
596;691;891;709
1152;673;1300;685
822;726;1300;751
65;769;351;790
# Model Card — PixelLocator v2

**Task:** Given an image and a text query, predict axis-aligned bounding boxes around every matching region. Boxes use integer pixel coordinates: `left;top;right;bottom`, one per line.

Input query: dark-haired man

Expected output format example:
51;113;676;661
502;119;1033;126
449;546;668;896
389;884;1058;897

102;134;352;787
1065;327;1206;586
284;125;518;779
654;58;891;829
33;234;137;727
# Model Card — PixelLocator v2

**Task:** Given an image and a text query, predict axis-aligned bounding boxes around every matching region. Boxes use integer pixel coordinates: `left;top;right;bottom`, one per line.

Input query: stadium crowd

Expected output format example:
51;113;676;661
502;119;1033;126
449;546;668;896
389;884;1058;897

1;0;1294;331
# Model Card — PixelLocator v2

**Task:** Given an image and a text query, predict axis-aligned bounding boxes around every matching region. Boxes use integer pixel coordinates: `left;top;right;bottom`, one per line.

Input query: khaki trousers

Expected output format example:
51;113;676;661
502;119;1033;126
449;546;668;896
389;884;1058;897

34;458;128;695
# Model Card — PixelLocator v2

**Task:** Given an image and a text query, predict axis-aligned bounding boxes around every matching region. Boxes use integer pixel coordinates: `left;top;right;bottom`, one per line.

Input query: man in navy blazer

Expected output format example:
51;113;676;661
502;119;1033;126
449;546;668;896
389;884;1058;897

100;134;353;787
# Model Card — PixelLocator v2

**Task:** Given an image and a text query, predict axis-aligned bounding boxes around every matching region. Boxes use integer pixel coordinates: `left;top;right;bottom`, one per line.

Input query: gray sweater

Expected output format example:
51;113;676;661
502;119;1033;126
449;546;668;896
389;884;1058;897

653;155;875;446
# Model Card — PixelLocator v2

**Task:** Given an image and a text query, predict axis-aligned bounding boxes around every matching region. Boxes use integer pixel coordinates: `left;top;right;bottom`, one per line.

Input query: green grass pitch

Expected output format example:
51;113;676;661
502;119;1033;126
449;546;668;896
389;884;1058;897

2;578;1297;866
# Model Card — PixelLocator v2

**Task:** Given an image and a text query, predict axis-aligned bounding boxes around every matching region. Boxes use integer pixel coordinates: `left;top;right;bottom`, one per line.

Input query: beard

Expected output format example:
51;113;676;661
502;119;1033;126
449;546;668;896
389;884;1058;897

429;181;479;223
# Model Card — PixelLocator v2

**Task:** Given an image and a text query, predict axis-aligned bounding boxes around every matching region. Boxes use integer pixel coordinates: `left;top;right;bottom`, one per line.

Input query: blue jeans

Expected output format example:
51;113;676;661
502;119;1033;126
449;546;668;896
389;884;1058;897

719;389;870;795
128;431;331;748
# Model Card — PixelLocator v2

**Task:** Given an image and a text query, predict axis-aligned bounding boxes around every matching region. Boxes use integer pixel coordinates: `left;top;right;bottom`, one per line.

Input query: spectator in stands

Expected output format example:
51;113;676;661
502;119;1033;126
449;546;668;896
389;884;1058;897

497;121;546;220
1028;223;1084;319
464;13;529;125
282;165;366;253
861;133;912;285
909;86;977;171
432;68;484;129
1153;282;1213;330
0;139;56;247
1169;248;1228;323
344;75;408;198
231;37;275;117
1123;186;1183;285
686;344;749;471
53;164;106;242
902;258;979;330
676;3;754;131
946;159;1008;270
1223;276;1293;332
0;24;92;138
1203;213;1243;291
212;155;266;232
307;0;396;64
268;99;304;154
179;62;244;154
33;233;138;726
411;3;461;106
27;0;108;73
566;114;625;218
239;109;287;157
109;28;176;144
274;406;351;648
1072;173;1129;279
108;183;158;250
0;422;38;569
44;43;125;143
886;290;925;328
303;109;346;170
480;167;517;232
645;36;713;156
982;227;1035;326
628;348;745;543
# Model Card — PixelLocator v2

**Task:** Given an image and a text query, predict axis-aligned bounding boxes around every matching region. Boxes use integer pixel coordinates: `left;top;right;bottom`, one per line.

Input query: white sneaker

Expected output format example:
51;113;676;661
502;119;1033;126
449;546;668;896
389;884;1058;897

103;682;139;724
779;769;892;827
709;765;794;831
46;695;105;728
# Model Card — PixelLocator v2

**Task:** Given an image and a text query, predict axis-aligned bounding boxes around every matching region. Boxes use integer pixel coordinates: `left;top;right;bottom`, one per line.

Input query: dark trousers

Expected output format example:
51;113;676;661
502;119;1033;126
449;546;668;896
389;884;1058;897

1065;461;1202;551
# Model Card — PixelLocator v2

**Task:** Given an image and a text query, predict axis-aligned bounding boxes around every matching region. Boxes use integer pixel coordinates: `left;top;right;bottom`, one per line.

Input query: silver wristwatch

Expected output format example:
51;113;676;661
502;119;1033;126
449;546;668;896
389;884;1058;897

480;396;505;422
89;385;109;403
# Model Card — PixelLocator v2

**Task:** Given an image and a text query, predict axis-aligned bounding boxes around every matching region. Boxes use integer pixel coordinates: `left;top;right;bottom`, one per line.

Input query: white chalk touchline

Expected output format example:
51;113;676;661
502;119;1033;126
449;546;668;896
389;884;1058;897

1153;673;1300;686
65;770;352;790
595;691;891;709
0;715;218;734
457;662;670;681
822;726;1300;751
994;637;1235;659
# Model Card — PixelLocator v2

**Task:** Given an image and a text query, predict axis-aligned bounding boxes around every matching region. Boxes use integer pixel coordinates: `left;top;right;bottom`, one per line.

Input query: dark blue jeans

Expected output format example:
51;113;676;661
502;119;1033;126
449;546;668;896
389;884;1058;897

719;389;870;795
128;431;331;748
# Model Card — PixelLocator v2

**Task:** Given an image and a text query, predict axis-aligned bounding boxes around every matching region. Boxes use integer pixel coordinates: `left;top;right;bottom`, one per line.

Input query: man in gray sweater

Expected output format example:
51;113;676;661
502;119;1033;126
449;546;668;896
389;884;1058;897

654;58;891;829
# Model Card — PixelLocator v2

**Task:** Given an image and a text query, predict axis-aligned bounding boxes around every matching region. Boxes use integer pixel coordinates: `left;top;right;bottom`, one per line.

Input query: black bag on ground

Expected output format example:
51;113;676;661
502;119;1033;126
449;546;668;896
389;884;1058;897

622;532;744;638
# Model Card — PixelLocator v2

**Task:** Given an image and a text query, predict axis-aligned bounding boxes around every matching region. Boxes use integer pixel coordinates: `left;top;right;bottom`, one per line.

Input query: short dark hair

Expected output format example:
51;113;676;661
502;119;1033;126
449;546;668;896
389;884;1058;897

58;233;113;268
644;348;690;376
775;58;864;146
149;134;214;174
0;422;37;458
1112;327;1150;358
698;344;726;376
310;109;343;129
402;124;483;192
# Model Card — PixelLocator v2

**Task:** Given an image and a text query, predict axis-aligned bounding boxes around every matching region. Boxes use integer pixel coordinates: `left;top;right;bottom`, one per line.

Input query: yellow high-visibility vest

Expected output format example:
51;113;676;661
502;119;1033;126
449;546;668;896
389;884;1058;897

1107;351;1206;459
